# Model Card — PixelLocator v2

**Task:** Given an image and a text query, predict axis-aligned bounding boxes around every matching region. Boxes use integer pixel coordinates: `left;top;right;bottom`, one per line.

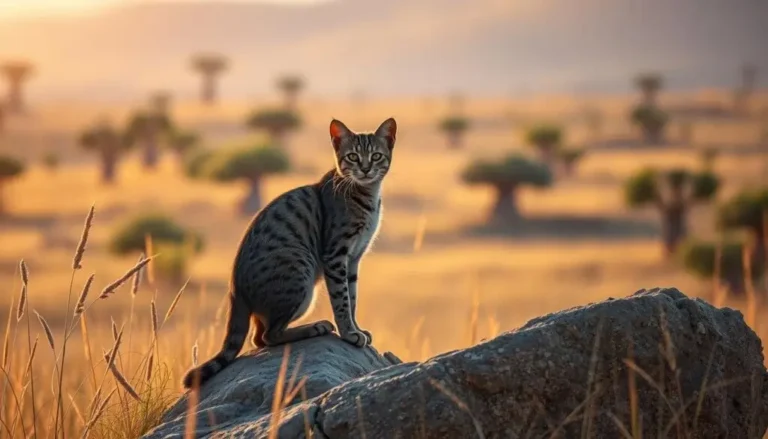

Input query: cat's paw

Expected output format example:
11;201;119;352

340;329;369;347
359;328;373;344
312;320;335;336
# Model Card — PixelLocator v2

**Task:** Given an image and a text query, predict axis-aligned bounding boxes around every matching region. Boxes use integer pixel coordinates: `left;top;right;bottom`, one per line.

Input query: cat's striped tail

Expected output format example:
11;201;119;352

182;292;252;389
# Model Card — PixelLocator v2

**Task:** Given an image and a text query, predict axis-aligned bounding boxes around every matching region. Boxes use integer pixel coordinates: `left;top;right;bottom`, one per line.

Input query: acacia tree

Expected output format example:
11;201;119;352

125;109;173;170
439;116;469;149
461;154;552;222
1;61;33;113
79;120;130;184
0;155;25;215
276;75;304;110
526;124;563;168
631;105;669;144
635;73;662;106
109;213;204;255
190;53;228;105
625;167;719;256
190;144;290;215
246;108;301;148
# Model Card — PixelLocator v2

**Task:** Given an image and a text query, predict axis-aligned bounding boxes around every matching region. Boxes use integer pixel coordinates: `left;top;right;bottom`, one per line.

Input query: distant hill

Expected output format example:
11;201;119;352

0;0;766;102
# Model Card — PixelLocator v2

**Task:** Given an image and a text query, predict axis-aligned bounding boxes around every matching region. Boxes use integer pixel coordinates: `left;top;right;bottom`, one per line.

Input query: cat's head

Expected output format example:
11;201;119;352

330;118;396;186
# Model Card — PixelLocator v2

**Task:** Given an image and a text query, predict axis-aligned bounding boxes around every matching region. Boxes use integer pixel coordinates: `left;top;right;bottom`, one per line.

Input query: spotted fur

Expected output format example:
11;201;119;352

182;117;397;389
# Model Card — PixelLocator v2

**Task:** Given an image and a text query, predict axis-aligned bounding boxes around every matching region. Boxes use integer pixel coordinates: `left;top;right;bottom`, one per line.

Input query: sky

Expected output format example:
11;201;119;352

0;0;324;18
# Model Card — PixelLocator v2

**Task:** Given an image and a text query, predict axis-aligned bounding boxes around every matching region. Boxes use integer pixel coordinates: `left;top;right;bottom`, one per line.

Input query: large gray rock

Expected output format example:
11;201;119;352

144;288;768;438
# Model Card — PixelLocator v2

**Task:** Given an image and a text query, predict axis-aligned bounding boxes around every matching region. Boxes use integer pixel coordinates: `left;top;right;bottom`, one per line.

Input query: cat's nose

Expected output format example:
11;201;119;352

361;169;371;175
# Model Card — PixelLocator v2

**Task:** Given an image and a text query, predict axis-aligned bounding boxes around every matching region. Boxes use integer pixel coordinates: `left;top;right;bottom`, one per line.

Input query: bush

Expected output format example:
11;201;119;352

109;214;204;255
183;148;214;179
153;244;192;284
680;239;764;282
41;152;60;170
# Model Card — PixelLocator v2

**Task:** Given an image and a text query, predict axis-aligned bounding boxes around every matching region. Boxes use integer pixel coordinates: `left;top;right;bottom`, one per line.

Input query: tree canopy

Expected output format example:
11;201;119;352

462;154;552;187
716;187;768;233
0;155;25;179
526;125;563;149
200;144;290;182
624;167;719;207
439;116;469;133
246;109;302;133
630;105;668;131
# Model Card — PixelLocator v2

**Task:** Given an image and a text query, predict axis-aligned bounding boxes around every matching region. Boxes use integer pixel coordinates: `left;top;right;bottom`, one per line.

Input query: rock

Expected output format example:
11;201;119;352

144;288;768;438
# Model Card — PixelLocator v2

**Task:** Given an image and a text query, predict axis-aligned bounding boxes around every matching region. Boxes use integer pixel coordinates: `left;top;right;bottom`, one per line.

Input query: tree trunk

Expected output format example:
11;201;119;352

0;180;6;215
283;91;297;110
269;130;287;149
201;74;216;105
538;145;556;168
239;178;263;216
142;135;160;170
6;80;24;113
447;132;462;149
489;184;520;223
660;204;687;257
100;151;118;184
643;126;664;144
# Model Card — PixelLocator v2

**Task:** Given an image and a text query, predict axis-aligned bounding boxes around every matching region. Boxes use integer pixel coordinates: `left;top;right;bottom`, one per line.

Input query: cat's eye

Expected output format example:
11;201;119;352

346;153;360;162
371;153;383;161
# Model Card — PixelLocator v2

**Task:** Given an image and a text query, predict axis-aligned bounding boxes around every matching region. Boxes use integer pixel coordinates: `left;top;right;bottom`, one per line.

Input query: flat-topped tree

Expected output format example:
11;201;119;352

125;109;173;170
439;116;469;149
79;120;130;184
167;129;200;165
199;144;290;215
461;154;552;222
631;104;669;144
1;61;33;113
276;75;304;110
526;124;563;168
558;148;585;177
625;167;719;256
191;53;228;105
634;72;662;106
246;108;301;148
0;155;25;215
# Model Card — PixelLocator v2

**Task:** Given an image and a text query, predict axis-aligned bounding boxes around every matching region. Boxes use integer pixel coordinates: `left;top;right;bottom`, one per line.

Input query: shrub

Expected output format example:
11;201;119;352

109;214;204;255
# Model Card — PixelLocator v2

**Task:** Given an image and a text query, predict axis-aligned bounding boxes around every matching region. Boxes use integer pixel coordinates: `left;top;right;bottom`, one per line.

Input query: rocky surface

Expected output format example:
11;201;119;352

144;288;768;438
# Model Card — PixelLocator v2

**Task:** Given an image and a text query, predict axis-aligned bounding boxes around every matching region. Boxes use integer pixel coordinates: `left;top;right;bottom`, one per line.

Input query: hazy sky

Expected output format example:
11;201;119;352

0;0;324;18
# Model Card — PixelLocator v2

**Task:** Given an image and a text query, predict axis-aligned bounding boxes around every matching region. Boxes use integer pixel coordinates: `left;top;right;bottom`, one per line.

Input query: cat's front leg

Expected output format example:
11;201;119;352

323;249;369;347
348;257;372;344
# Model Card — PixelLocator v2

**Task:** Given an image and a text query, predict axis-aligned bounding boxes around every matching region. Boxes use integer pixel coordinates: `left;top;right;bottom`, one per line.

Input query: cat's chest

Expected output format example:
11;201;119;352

349;202;382;254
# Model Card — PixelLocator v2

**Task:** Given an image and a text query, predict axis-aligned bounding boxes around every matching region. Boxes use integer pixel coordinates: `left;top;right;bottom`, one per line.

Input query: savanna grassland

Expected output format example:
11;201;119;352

0;90;766;438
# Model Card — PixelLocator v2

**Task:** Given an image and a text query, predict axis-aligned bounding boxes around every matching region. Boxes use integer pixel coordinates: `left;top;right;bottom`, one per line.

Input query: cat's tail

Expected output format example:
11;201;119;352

182;292;251;389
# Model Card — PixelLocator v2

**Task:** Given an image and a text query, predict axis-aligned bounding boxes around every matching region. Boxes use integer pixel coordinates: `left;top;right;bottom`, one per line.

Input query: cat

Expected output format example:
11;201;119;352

182;117;397;389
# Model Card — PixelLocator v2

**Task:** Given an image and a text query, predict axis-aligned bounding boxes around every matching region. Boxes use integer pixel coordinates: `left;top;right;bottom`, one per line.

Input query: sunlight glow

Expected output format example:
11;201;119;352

0;0;328;19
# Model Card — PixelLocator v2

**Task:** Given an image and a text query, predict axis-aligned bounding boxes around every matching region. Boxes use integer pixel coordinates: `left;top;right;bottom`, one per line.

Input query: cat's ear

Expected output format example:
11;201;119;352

330;119;353;151
375;117;397;150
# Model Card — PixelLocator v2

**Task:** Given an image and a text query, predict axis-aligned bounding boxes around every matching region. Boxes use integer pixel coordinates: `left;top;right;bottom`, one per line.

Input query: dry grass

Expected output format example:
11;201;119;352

0;93;766;437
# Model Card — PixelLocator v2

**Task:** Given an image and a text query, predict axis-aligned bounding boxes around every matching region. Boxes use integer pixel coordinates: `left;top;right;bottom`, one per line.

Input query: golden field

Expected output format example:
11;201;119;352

0;91;766;437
